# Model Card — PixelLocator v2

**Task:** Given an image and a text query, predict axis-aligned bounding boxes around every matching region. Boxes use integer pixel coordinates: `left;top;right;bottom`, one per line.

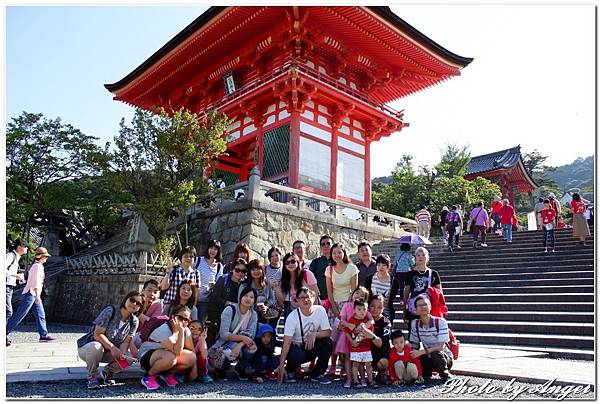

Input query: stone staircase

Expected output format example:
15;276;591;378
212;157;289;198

373;227;594;360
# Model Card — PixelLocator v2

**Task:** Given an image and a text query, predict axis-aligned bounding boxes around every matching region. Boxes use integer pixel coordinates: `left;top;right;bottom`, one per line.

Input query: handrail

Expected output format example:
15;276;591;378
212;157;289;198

257;180;416;226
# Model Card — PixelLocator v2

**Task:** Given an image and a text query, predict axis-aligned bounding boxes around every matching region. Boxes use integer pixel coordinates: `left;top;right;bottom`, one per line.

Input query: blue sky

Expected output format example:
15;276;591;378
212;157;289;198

6;5;596;177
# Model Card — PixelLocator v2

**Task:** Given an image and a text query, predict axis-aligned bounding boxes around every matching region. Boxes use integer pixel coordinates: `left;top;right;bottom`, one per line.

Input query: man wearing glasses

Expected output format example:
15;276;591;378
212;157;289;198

277;287;333;384
309;235;334;301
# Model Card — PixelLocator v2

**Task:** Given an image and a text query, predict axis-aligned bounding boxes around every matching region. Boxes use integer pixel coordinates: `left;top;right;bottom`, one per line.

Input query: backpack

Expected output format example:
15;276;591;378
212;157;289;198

76;305;134;348
139;315;171;343
416;317;459;360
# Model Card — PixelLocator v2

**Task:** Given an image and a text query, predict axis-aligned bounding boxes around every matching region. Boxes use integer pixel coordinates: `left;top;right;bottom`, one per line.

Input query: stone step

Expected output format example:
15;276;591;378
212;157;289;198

430;252;593;266
429;246;594;259
442;277;594;288
436;264;594;275
446;320;594;337
446;311;594;323
431;257;592;270
443;285;594;295
452;331;594;349
444;292;594;302
443;302;594;312
441;270;593;281
459;343;595;361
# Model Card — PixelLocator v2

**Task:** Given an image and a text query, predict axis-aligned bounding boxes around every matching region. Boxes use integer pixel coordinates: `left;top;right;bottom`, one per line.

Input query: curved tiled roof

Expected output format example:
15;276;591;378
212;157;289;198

465;145;522;176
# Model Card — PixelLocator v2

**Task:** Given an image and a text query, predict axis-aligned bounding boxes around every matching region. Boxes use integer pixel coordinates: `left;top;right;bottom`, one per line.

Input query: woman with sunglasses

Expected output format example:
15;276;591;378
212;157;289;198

163;280;198;321
206;258;247;346
277;253;319;319
245;259;279;325
210;286;258;381
138;305;197;390
77;291;142;389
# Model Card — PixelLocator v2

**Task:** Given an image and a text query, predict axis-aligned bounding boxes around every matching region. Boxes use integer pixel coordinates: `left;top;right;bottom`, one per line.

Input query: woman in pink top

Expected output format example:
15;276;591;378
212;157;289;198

6;247;55;343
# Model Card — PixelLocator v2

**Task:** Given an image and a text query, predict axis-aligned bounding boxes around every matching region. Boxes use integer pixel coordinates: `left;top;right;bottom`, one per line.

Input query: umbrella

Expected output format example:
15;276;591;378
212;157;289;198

397;234;432;245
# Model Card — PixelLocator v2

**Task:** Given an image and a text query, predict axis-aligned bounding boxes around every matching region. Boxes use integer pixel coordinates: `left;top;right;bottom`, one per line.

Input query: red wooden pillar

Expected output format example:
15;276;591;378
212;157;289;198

364;139;371;208
256;128;265;177
288;112;301;188
330;126;338;200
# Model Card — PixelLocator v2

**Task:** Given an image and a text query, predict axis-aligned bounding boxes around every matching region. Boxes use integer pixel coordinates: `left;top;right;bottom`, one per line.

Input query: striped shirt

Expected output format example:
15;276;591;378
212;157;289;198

415;210;431;223
409;316;452;357
265;264;282;284
196;257;223;302
369;273;392;306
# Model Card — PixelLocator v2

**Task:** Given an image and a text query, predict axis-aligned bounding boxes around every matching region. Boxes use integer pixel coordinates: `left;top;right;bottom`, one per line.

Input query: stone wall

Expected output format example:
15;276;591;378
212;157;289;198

188;196;409;263
45;273;161;325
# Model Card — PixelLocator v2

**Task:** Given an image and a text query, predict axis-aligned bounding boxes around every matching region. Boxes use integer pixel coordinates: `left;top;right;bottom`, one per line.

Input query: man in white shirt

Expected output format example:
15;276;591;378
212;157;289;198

6;239;28;322
277;287;333;385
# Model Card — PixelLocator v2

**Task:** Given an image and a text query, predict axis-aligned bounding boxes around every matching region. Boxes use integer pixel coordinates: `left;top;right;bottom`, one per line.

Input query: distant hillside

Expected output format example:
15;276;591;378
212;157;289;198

548;155;594;192
372;175;393;185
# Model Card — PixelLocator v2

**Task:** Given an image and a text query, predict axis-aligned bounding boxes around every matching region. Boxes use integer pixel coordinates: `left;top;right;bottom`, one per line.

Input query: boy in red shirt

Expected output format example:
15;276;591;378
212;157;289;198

540;199;556;253
388;329;423;386
346;299;377;389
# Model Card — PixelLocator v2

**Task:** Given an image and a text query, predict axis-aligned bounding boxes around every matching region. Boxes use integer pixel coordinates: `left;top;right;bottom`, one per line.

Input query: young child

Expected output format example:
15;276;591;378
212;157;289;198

388;329;423;386
368;294;391;385
345;299;377;389
250;323;278;383
337;286;374;387
189;320;213;383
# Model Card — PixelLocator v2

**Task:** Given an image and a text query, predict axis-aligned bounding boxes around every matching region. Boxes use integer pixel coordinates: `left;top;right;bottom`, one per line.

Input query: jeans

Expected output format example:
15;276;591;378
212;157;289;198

502;224;513;242
447;226;458;248
6;285;14;321
492;213;501;231
284;337;333;377
543;228;555;249
473;225;486;244
440;226;448;244
388;272;408;322
196;301;209;323
6;292;48;338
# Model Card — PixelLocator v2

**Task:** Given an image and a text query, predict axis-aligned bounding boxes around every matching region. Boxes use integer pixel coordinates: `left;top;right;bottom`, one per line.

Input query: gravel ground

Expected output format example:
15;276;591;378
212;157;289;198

6;324;595;400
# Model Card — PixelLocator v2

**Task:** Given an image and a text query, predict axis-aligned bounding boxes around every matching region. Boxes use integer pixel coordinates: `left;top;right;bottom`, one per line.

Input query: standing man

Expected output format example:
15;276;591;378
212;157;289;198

6;239;28;324
445;206;462;252
500;199;517;243
292;240;311;270
355;242;377;286
309;235;333;301
534;197;545;230
414;205;432;239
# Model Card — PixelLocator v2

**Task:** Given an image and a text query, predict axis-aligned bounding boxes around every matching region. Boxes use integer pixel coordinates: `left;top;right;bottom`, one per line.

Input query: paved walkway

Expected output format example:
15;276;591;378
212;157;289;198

5;341;594;387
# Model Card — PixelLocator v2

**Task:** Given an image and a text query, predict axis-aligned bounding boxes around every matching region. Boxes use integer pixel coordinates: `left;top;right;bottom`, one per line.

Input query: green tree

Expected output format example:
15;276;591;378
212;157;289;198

106;107;232;245
6;112;109;241
435;143;471;178
522;149;557;188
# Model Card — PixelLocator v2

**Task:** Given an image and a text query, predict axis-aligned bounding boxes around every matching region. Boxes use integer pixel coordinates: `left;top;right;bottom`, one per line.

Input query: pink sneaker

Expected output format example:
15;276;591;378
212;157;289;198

158;373;179;387
141;375;160;390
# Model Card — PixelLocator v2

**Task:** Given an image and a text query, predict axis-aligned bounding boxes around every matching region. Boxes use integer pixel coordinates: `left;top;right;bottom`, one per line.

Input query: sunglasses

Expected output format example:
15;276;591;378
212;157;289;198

174;315;191;323
234;267;247;273
285;260;297;265
320;241;332;246
128;298;142;307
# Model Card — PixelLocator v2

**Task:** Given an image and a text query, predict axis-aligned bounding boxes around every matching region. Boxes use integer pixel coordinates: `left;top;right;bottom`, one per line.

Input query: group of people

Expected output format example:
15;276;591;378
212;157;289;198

77;237;455;391
417;192;591;253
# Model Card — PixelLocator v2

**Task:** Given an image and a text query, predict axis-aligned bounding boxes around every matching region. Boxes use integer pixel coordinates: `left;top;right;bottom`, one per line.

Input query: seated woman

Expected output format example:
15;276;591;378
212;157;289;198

77;291;142;389
137;304;197;390
130;279;163;357
246;259;279;324
163;280;198;321
209;286;258;381
206;258;247;346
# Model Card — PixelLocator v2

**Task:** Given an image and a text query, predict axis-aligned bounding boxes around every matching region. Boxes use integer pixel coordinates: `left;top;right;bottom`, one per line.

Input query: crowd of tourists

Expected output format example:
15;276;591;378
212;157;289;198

5;192;591;392
71;238;455;391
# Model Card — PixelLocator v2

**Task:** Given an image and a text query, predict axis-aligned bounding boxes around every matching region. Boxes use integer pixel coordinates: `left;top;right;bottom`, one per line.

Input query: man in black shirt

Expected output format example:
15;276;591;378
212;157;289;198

309;235;333;300
355;241;377;286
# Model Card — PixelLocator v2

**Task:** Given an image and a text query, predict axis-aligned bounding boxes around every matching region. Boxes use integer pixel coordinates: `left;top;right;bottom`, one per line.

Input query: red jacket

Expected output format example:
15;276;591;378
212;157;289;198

427;286;448;318
500;205;515;225
389;345;423;380
541;208;556;225
571;200;586;214
491;201;503;214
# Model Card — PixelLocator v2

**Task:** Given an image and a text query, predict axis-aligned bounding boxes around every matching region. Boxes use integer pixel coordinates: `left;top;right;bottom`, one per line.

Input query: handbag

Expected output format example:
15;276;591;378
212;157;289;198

467;208;483;233
40;286;48;300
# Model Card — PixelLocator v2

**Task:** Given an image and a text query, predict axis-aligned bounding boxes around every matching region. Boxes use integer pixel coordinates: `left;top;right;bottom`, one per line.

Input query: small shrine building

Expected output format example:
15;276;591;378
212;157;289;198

464;145;537;206
105;6;472;208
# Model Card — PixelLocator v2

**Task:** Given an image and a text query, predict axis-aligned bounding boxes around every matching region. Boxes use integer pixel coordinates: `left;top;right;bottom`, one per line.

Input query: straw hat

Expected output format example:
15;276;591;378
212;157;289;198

35;247;51;258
